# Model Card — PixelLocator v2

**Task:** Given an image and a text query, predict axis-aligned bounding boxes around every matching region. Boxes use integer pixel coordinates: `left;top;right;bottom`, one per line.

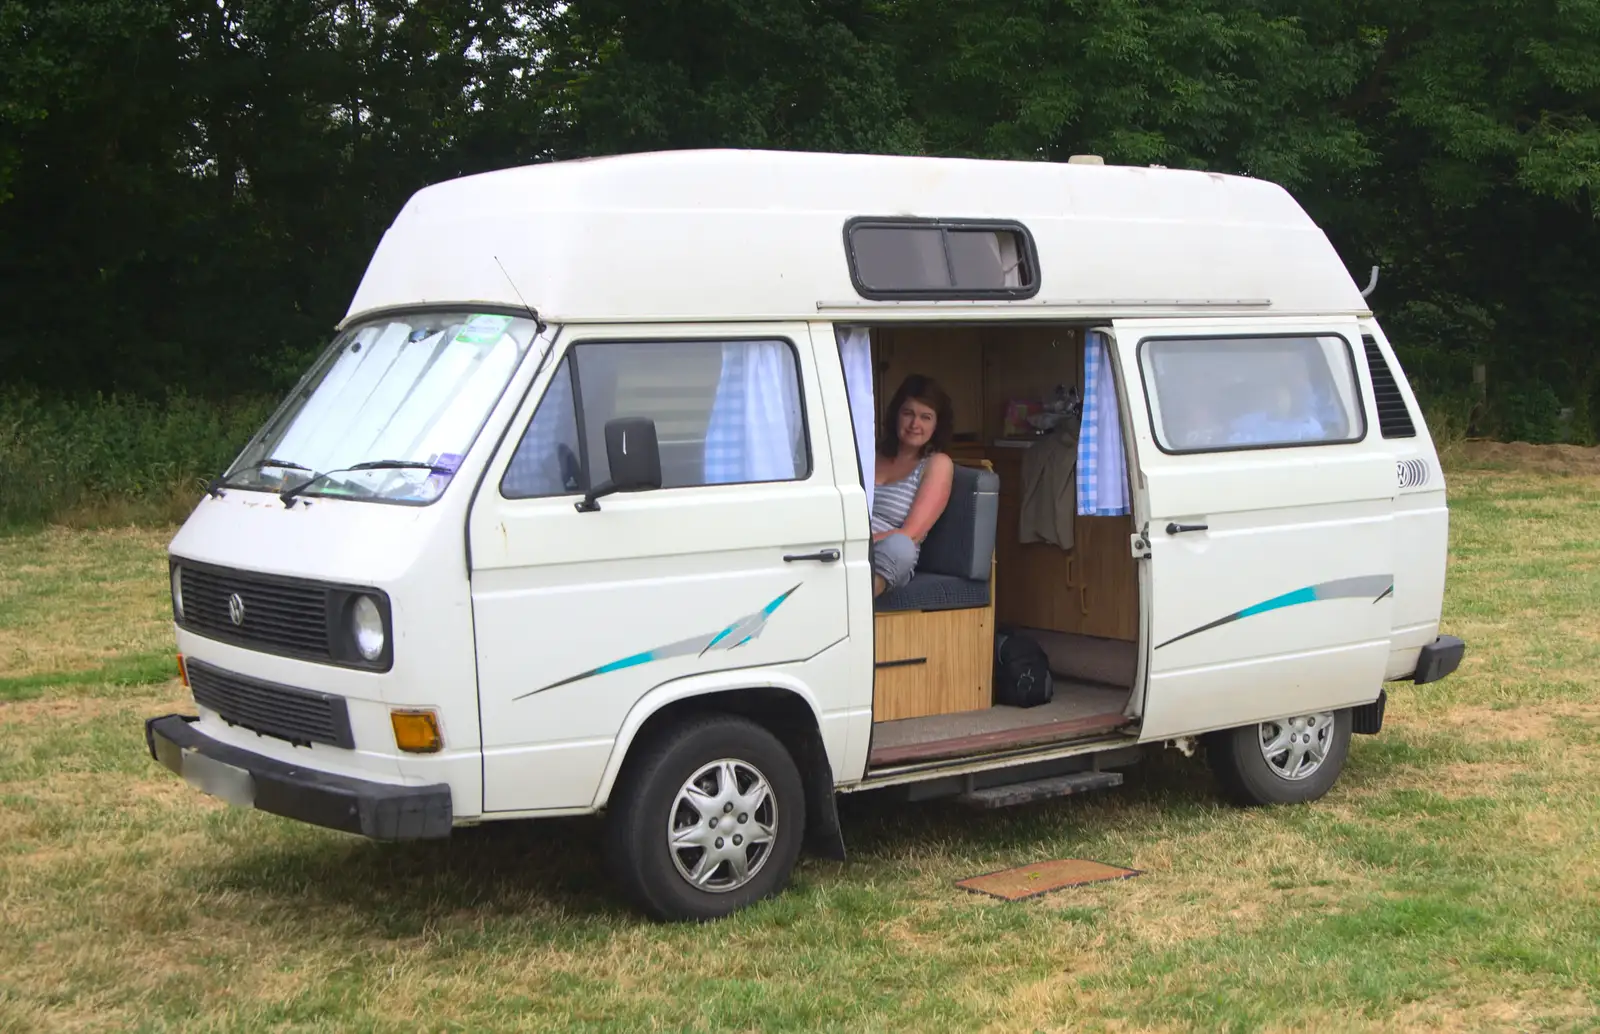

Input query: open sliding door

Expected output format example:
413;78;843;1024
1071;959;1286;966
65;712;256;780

1110;318;1396;741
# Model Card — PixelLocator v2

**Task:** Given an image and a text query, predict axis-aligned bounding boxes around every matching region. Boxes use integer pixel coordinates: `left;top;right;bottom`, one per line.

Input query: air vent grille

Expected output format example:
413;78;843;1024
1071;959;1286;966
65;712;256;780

1364;336;1418;439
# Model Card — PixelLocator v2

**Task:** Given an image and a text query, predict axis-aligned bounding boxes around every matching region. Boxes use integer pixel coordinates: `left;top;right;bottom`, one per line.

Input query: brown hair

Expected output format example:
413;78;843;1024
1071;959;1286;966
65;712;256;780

877;374;954;458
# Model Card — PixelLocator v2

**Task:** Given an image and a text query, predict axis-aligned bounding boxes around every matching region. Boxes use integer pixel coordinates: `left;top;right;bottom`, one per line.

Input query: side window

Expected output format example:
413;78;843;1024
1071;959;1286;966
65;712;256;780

845;218;1039;300
501;339;809;498
502;356;581;498
1140;335;1366;453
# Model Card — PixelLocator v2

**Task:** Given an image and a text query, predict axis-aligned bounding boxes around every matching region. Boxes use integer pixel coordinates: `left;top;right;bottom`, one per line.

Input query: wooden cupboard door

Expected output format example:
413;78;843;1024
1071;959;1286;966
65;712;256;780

989;448;1138;641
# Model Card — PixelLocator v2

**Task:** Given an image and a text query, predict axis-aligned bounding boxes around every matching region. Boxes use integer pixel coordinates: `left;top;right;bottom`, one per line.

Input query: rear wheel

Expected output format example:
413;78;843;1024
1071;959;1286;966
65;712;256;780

1207;708;1352;806
605;715;805;921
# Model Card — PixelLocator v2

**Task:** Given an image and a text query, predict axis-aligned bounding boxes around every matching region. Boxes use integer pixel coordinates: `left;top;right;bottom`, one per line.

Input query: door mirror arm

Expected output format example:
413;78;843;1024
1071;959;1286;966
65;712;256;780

575;481;617;513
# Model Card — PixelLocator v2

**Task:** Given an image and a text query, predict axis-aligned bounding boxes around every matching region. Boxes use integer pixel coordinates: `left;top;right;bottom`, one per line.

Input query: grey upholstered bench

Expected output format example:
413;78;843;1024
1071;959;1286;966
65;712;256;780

876;463;999;613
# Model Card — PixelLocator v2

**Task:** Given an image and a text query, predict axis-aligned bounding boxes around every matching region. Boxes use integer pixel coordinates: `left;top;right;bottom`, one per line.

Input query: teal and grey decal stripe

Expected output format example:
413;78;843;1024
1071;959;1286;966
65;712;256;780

1156;575;1394;650
514;585;801;700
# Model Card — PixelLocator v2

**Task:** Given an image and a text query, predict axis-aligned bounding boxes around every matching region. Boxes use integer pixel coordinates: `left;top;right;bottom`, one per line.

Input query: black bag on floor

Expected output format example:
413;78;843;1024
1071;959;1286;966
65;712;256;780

994;628;1054;708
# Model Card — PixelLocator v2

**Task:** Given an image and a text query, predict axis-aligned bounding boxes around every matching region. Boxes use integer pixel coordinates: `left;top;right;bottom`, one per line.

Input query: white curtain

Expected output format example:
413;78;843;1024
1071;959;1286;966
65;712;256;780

835;325;876;512
701;341;804;483
1076;330;1132;516
984;231;1024;288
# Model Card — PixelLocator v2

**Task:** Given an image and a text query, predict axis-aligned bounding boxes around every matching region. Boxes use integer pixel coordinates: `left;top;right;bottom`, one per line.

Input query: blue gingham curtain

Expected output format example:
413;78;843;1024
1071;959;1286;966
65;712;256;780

502;357;578;496
702;341;803;484
1077;330;1131;516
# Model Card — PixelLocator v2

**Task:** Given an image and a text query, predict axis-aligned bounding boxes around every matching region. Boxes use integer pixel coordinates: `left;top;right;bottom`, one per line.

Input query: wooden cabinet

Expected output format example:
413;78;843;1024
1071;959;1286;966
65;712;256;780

873;598;994;721
987;447;1138;641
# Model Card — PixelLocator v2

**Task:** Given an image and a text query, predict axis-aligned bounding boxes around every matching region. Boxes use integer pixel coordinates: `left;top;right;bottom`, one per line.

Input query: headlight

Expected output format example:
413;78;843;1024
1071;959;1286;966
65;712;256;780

170;565;184;623
351;595;385;661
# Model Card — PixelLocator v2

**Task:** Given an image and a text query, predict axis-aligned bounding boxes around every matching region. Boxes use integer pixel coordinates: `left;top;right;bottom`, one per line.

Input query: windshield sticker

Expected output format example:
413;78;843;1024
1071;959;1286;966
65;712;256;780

453;314;513;346
421;453;464;498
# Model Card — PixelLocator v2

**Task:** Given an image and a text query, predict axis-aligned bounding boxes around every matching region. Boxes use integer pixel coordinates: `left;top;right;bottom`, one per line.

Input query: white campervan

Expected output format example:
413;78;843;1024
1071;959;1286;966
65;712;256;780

147;150;1464;920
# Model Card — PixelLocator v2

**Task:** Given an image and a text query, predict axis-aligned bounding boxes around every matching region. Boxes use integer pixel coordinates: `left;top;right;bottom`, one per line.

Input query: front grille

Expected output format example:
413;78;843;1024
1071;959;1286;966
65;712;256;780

180;564;331;659
187;659;355;748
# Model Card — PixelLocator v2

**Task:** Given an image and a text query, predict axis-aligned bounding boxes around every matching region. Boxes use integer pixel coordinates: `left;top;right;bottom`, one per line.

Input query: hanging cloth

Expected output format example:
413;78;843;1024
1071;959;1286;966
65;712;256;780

1076;330;1132;516
835;325;877;514
1020;421;1080;549
702;341;804;483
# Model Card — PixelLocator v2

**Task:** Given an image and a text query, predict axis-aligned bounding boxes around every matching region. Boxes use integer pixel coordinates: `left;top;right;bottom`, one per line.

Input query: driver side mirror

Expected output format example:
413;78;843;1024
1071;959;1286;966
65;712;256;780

575;417;663;512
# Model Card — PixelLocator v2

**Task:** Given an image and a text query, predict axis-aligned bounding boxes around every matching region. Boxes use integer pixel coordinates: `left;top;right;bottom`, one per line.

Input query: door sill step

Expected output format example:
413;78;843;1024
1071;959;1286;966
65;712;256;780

954;770;1123;809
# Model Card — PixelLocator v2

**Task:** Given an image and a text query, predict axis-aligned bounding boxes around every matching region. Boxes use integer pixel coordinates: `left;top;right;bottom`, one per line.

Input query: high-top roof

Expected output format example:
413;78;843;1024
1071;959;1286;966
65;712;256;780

344;149;1369;326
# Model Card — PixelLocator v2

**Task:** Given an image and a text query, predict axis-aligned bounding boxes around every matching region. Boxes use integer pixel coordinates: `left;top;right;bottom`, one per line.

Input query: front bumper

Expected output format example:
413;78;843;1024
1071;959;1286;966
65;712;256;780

145;714;452;840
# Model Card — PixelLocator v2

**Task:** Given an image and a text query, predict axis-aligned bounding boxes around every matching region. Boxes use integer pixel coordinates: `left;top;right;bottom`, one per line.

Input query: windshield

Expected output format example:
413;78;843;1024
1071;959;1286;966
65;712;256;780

225;312;542;505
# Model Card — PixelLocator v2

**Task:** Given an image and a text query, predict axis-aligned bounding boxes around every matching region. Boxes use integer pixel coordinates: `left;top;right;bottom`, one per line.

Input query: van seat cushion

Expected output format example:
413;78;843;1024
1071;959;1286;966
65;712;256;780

917;464;1000;582
876;572;990;613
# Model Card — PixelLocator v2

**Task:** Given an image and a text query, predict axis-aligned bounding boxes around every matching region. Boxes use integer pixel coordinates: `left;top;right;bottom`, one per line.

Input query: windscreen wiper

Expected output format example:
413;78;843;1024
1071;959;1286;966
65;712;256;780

206;458;313;498
278;459;456;508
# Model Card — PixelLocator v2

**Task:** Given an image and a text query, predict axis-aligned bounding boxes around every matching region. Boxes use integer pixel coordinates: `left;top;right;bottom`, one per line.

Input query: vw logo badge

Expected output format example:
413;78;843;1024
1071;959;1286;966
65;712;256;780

228;593;247;627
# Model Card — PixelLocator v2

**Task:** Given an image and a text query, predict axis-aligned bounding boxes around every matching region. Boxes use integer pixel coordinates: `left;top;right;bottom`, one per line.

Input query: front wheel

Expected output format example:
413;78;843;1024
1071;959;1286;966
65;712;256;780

605;715;806;921
1207;708;1352;806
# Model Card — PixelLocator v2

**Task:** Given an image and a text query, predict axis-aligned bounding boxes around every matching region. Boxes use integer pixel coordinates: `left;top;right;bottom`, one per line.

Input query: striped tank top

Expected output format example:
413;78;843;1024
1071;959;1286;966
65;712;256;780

871;458;927;535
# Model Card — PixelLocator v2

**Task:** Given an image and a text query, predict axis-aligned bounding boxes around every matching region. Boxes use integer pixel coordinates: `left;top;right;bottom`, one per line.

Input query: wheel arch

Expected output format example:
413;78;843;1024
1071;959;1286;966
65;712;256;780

591;672;845;860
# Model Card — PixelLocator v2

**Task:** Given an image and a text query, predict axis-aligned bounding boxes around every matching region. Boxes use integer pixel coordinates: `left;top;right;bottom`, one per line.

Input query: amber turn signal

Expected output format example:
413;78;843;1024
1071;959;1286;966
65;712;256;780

390;709;444;753
176;654;189;687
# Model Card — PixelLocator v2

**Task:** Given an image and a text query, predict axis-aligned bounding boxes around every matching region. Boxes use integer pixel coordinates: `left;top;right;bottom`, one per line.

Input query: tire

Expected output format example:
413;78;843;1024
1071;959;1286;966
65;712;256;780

605;714;806;921
1207;708;1353;806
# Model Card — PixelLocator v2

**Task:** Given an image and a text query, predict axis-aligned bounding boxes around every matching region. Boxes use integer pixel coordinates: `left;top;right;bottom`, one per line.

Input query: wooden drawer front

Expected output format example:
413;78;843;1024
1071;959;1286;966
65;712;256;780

874;610;926;665
873;608;993;721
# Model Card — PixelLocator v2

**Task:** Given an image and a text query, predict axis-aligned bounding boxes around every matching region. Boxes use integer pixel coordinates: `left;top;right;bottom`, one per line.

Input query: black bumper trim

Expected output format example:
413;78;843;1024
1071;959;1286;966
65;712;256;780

145;714;452;840
1412;634;1466;685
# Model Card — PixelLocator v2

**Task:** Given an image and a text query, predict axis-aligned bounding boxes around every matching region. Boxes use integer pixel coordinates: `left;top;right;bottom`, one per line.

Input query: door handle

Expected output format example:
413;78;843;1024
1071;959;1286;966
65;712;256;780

1166;522;1209;535
784;549;840;563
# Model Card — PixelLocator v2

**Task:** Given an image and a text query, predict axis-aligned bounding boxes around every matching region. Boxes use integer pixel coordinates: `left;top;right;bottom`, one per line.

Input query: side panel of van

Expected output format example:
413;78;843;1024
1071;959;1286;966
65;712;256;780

1114;318;1398;740
464;323;854;813
1361;320;1449;679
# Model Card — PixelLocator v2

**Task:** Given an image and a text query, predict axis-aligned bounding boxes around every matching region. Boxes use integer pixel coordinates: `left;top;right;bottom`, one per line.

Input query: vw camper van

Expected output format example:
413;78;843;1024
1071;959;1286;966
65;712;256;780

146;150;1465;920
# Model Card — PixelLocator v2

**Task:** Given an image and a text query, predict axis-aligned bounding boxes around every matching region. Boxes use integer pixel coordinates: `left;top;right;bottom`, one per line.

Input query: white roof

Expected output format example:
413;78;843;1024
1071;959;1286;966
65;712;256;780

344;149;1370;327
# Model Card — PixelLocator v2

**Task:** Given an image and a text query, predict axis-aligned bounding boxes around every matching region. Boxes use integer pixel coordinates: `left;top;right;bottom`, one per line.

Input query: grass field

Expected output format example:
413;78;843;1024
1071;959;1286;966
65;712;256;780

1;461;1597;1033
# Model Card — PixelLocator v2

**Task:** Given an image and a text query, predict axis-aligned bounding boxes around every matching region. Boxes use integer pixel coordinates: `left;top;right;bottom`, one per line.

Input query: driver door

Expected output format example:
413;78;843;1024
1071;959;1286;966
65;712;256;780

465;323;853;812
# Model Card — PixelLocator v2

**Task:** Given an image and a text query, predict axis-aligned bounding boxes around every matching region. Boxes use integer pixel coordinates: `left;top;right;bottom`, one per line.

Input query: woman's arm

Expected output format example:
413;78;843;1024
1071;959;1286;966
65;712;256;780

895;453;954;543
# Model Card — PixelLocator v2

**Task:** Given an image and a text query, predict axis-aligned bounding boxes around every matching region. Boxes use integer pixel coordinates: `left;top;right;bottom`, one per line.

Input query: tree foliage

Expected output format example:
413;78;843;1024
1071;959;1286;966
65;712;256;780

2;0;1597;437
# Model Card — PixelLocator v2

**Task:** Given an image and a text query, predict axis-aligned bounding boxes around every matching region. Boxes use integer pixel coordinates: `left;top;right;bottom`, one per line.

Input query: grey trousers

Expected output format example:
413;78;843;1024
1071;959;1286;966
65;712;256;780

870;533;919;590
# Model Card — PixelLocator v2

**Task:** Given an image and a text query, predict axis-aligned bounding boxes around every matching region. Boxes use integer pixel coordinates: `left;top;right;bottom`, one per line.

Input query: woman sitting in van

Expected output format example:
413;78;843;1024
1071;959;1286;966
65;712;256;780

871;375;956;597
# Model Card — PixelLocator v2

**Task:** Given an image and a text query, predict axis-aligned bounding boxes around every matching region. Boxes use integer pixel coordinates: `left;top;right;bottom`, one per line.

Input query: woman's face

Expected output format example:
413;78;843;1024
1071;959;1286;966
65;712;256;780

897;397;938;452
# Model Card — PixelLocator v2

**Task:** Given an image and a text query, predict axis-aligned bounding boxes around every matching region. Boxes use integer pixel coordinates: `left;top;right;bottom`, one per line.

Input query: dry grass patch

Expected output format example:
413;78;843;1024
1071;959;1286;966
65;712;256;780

1427;705;1558;741
1456;440;1600;477
0;525;174;679
1391;989;1600;1034
0;467;1598;1032
0;682;188;724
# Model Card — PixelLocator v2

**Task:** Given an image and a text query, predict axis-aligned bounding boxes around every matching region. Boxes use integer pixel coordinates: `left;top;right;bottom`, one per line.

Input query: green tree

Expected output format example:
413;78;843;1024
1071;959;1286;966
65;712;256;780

0;0;570;395
2;0;1596;438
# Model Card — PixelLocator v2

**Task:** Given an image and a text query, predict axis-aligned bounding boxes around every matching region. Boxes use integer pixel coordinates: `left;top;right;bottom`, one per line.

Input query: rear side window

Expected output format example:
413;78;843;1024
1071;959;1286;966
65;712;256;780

845;218;1038;300
501;338;809;498
1139;335;1366;453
